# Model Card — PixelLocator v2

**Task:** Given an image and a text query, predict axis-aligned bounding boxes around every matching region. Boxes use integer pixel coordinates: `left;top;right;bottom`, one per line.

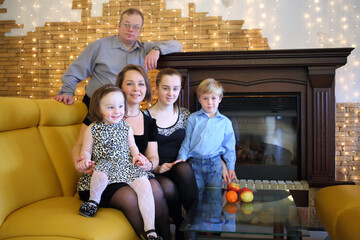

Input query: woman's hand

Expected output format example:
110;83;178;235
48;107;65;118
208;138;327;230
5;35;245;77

156;163;174;174
156;159;184;174
75;156;94;174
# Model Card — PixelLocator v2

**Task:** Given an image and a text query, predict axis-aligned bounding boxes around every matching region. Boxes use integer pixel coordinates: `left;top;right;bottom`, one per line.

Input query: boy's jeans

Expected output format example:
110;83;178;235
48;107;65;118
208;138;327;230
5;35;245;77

188;155;223;190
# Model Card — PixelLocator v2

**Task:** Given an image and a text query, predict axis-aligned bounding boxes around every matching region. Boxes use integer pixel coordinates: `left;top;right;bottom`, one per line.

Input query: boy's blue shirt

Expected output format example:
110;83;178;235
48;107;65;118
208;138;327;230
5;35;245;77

177;108;236;170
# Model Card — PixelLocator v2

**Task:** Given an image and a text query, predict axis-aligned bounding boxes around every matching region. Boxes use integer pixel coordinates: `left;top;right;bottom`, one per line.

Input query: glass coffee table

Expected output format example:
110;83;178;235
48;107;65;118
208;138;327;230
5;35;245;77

180;187;309;239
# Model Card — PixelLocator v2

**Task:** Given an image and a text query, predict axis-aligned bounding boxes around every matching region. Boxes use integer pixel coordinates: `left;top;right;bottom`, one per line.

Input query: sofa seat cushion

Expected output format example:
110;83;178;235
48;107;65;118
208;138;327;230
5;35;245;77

336;207;360;240
315;185;360;240
0;197;139;240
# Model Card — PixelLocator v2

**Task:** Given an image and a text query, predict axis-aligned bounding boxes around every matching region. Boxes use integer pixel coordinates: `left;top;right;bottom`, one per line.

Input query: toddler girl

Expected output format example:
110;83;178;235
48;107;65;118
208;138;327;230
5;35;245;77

77;84;162;240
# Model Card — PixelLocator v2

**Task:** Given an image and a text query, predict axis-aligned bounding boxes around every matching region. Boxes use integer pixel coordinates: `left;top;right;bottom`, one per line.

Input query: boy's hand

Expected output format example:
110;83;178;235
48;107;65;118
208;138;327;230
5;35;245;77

222;169;230;183
228;170;238;182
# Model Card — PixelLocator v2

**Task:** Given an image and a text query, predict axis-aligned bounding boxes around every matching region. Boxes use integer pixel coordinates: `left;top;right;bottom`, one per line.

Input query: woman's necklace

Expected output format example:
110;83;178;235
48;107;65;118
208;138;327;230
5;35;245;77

126;110;141;118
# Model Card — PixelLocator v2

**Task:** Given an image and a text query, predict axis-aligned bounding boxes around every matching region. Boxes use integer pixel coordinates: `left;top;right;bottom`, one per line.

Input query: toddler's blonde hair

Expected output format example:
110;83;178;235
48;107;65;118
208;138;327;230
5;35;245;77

197;78;224;98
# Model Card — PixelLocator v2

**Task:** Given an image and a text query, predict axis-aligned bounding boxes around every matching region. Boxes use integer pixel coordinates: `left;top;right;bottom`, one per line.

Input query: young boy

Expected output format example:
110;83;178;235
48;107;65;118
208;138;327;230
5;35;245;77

177;78;237;190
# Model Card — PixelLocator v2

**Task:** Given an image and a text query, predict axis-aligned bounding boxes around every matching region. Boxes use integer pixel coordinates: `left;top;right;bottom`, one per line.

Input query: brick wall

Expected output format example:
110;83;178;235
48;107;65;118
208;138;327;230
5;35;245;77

336;102;360;182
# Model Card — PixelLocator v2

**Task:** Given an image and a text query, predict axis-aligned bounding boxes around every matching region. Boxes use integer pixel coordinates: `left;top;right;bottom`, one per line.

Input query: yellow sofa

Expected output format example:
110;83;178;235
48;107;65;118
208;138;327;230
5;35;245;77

315;185;360;240
0;97;139;240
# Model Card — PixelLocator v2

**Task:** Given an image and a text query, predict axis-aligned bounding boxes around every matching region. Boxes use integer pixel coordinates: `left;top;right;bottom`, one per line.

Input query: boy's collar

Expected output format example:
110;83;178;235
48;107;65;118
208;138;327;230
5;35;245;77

197;108;221;118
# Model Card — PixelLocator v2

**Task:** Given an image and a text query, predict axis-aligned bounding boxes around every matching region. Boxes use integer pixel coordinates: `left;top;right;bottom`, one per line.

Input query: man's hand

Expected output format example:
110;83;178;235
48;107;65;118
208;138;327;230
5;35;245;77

54;94;74;105
144;49;160;71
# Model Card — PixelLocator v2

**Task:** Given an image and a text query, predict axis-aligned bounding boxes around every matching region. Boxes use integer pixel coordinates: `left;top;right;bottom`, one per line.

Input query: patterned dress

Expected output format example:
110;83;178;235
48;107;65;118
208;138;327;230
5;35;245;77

77;120;152;191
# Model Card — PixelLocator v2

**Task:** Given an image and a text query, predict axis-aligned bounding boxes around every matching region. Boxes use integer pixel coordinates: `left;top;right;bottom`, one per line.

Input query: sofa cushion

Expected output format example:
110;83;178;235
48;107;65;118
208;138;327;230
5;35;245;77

315;185;360;240
36;100;87;196
0;97;39;132
0;197;138;240
0;128;62;226
36;99;87;127
336;207;360;240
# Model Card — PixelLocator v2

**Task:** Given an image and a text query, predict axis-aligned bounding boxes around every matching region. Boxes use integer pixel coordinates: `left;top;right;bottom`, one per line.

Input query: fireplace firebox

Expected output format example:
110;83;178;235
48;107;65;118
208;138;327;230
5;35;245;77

217;93;300;180
158;48;354;186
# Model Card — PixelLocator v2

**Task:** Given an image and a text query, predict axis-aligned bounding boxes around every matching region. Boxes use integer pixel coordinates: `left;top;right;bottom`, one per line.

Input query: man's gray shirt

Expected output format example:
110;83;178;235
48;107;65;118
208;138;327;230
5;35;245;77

58;35;182;97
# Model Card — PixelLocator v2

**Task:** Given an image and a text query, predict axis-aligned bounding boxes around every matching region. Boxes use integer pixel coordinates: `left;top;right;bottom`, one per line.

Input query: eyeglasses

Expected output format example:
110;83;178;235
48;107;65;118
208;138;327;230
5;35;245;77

121;22;141;31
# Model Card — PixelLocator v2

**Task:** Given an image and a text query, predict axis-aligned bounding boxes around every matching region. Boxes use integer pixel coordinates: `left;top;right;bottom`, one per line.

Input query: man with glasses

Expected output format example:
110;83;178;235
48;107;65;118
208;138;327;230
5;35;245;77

55;8;182;105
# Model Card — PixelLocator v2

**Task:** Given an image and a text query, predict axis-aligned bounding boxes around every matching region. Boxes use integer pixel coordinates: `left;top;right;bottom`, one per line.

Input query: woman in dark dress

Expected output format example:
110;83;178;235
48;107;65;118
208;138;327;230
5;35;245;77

144;68;198;239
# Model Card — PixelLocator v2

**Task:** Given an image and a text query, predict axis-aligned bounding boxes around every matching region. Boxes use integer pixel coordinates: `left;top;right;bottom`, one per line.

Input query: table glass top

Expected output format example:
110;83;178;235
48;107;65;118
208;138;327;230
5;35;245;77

180;187;310;238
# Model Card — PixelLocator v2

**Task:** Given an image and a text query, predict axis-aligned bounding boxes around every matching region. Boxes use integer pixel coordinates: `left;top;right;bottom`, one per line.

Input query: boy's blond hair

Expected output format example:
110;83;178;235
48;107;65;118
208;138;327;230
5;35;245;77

197;78;224;98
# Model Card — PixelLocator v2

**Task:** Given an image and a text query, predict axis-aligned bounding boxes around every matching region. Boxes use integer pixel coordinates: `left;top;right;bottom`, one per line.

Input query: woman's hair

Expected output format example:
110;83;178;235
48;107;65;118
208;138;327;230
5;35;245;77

197;78;224;98
88;84;127;123
119;8;144;27
155;68;182;111
115;64;152;103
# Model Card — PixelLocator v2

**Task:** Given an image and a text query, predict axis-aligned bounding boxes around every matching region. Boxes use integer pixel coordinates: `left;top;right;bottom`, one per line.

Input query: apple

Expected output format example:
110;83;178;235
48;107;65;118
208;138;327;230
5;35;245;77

227;182;241;194
240;188;254;202
239;187;250;194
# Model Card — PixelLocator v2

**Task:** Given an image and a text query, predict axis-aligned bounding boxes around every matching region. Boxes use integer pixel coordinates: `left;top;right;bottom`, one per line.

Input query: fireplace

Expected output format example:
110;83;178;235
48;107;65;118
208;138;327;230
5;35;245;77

158;48;354;186
216;93;300;180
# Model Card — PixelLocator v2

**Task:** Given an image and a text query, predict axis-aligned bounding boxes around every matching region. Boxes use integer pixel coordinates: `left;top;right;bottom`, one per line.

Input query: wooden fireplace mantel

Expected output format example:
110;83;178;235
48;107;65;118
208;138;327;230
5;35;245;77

158;48;354;187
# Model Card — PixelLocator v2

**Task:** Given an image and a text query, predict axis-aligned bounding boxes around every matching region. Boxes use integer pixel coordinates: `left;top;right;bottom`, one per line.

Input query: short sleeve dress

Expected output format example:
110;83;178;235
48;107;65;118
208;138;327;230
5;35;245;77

77;120;152;192
144;107;190;165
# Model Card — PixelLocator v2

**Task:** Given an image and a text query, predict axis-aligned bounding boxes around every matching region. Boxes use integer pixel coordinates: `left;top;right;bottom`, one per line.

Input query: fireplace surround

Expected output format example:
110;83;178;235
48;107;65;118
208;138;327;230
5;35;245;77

158;48;354;187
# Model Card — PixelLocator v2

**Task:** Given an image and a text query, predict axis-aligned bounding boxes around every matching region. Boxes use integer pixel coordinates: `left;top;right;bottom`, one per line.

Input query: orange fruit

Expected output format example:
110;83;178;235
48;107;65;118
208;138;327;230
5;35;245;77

226;190;238;203
225;203;238;214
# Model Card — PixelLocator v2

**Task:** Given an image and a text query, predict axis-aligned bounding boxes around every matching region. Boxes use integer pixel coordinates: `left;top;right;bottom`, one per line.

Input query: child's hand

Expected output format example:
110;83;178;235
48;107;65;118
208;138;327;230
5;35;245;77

133;153;145;166
228;170;238;183
222;169;230;183
76;157;94;174
222;160;230;183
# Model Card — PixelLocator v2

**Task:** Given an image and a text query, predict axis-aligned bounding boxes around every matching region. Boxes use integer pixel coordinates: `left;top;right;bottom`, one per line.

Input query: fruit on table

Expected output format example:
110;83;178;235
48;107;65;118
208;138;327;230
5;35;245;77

227;182;241;194
240;187;254;202
225;190;238;203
